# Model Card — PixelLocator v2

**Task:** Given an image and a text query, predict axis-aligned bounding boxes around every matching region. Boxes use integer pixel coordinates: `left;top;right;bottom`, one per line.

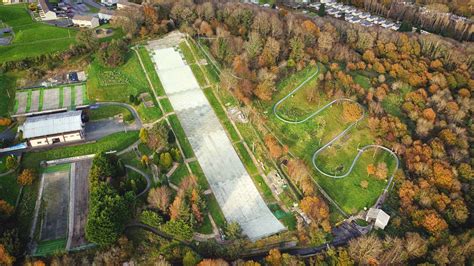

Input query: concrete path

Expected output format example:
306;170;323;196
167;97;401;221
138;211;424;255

125;164;151;198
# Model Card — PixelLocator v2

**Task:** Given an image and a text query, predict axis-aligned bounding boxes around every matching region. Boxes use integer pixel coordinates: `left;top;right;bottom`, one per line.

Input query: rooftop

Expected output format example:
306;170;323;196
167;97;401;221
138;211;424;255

21;111;83;139
72;14;97;21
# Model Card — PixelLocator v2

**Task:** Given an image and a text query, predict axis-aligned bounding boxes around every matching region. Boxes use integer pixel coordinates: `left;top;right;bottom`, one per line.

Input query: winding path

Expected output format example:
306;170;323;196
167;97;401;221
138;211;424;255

272;66;399;196
124;164;151;198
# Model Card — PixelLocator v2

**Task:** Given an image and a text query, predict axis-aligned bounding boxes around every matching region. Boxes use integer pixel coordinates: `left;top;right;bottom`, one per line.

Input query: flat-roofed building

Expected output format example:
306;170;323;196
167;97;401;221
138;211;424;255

19;111;85;147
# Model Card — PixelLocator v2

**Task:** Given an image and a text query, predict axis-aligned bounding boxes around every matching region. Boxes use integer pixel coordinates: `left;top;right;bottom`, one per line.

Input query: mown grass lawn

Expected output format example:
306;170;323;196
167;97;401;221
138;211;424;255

0;4;77;63
22;131;139;170
206;194;226;227
87;52;149;102
160;98;173;114
168;163;189;186
189;161;209;190
168;114;194;159
87;52;162;122
202;88;240;142
0;172;20;205
264;66;397;214
89;105;134;122
34;238;66;257
0;72;19;117
136;46;166;96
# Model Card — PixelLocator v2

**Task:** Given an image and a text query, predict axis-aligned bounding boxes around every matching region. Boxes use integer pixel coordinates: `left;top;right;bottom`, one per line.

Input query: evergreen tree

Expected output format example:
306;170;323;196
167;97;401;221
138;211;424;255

318;4;326;17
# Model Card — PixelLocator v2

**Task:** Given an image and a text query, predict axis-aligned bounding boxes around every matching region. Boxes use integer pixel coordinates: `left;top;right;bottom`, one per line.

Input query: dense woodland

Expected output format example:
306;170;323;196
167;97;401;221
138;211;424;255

0;0;473;265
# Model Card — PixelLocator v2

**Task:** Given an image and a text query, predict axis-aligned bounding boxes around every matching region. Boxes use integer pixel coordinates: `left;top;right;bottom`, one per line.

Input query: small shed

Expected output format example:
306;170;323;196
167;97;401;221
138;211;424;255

365;208;390;230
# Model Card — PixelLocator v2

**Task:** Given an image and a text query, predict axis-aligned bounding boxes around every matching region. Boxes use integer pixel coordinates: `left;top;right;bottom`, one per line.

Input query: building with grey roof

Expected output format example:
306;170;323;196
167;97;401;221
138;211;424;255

19;111;84;147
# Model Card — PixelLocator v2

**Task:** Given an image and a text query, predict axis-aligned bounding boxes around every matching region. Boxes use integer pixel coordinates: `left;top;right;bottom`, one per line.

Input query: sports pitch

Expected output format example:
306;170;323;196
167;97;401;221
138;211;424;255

35;164;71;255
14;83;89;116
33;158;93;256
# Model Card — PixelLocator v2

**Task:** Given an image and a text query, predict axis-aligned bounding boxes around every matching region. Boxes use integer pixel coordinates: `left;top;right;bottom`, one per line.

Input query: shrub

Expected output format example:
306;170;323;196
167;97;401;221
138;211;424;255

5;156;18;170
159;152;173;170
18;169;37;186
140;210;163;228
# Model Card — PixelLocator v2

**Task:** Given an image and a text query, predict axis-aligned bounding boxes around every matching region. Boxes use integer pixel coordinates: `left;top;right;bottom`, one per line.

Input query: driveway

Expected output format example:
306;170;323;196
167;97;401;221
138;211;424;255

85;102;142;141
85;118;138;141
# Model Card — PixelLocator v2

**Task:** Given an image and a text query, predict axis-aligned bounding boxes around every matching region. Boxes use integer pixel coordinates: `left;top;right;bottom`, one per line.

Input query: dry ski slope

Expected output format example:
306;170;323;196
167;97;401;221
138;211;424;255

147;40;285;240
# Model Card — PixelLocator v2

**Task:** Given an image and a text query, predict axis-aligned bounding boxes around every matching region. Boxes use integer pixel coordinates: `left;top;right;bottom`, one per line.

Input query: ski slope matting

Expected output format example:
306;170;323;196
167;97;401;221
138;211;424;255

147;42;285;240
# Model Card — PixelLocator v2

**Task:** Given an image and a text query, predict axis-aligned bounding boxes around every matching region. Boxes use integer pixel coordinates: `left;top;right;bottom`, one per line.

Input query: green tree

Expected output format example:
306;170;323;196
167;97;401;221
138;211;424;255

85;183;135;246
182;251;201;266
224;221;242;240
161;219;193;240
139;128;148;144
170;147;182;162
5;156;17;170
398;21;413;32
76;29;98;50
318;4;326;17
159;152;173;169
97;40;129;67
140;210;163;228
89;152;124;187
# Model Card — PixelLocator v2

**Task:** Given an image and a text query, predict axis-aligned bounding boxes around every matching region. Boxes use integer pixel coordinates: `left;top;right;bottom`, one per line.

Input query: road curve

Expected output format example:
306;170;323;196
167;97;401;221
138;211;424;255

124;164;151;198
272;66;399;193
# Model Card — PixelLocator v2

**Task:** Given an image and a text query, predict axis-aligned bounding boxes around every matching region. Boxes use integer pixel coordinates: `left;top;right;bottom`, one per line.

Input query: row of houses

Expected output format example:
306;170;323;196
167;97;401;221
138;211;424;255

310;1;401;30
33;0;139;28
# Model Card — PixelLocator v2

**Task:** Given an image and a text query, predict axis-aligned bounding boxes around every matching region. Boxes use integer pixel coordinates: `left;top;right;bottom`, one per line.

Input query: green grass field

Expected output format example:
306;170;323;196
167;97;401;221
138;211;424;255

0;4;77;63
0;172;20;205
160;98;173;114
168;114;194;159
264;67;397;214
87;52;161;122
0;72;19;116
34;238;66;257
202;88;240;142
136;47;166;96
89;105;134;121
188;161;209;190
22;131;139;170
168;163;189;186
206;194;226;228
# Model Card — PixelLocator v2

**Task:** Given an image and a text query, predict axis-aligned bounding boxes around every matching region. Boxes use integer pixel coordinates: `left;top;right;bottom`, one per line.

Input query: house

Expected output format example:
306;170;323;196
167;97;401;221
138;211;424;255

98;8;115;21
365;208;390;230
116;0;141;10
38;0;57;20
2;0;24;4
101;0;118;7
72;14;99;28
19;111;85;147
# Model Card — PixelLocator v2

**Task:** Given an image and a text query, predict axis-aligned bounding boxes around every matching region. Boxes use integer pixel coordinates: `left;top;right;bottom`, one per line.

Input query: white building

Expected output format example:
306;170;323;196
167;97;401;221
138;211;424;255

72;15;99;28
2;0;23;4
101;0;118;7
98;8;114;21
116;0;141;10
20;111;85;147
38;0;57;21
366;208;390;230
